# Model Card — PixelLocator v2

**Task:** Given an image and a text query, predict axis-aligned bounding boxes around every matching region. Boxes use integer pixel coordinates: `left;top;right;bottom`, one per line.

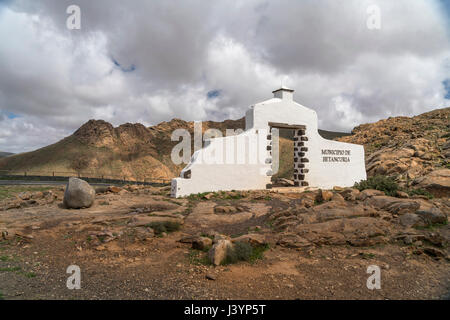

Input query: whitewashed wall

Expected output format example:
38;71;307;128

171;89;366;197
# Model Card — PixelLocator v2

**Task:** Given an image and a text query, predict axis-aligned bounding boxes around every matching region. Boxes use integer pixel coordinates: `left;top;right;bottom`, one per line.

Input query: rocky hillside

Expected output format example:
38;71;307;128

338;107;450;196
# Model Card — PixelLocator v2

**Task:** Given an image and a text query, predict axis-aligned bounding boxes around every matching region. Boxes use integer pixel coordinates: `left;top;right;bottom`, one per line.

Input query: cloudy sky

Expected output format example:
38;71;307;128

0;0;449;153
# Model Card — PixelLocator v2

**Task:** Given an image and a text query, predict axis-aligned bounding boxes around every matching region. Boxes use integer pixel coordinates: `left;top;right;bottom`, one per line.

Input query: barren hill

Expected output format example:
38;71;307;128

338;108;450;181
0;118;245;181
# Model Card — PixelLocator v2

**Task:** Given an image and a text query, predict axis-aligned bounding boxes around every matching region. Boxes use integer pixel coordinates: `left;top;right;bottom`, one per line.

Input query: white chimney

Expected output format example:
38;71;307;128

272;86;294;101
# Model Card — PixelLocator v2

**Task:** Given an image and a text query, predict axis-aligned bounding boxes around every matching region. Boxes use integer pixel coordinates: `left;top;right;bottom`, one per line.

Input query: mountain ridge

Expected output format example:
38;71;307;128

0;107;448;184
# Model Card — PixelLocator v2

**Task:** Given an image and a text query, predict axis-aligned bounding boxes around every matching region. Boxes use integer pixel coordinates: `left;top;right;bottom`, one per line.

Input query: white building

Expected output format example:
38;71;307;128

171;87;366;197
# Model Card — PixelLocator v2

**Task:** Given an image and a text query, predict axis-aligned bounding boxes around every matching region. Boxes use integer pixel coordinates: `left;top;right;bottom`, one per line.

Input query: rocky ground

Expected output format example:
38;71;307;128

0;183;449;300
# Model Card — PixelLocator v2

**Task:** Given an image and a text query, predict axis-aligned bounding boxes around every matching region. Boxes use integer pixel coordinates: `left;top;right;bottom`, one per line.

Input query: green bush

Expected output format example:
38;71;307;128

407;188;434;200
223;242;269;265
146;221;181;235
354;175;399;196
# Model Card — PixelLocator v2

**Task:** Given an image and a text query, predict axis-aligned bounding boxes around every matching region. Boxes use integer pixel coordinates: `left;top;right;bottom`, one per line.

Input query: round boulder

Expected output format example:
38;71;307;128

63;177;95;209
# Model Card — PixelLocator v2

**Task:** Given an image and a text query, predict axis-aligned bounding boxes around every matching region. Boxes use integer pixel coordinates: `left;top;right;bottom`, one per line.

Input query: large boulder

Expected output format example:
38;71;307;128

63;177;95;209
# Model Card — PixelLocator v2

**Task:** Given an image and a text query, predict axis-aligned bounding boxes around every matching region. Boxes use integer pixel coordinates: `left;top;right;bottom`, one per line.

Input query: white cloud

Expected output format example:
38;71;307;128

0;0;449;152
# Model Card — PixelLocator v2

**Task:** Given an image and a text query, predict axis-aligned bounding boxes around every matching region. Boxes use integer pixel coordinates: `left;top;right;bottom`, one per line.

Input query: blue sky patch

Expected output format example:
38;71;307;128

1;111;19;119
7;112;19;119
207;90;221;99
112;57;136;73
443;79;450;99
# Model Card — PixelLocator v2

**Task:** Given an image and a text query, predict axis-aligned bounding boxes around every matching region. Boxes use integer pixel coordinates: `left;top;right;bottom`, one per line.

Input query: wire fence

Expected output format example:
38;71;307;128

0;169;171;186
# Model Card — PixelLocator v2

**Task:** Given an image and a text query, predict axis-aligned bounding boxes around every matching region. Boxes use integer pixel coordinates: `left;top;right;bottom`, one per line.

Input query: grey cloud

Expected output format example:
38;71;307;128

0;0;449;152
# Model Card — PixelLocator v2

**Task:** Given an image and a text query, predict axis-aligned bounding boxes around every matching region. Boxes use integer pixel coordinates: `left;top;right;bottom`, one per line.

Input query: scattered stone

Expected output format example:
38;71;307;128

203;193;214;200
215;206;239;214
205;273;217;280
425;233;447;247
31;191;44;200
277;233;312;248
340;188;360;201
17;192;32;200
423;247;445;258
15;231;34;240
231;234;267;246
63;177;95;209
316;189;333;202
396;191;409;199
108;186;123;193
330;193;346;203
415;208;447;225
95;186;109;194
192;237;213;250
179;235;200;244
134;227;154;241
357;189;385;201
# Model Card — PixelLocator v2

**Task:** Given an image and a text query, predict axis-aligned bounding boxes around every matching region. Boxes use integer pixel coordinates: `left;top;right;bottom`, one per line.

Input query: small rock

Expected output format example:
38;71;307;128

396;191;409;199
231;234;267;246
316;189;333;202
31;192;44;200
357;189;385;200
108;186;123;193
423;247;445;258
17;192;32;200
340;188;360;201
192;237;213;250
95;186;109;194
330;193;345;203
203;193;214;200
206;273;217;280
